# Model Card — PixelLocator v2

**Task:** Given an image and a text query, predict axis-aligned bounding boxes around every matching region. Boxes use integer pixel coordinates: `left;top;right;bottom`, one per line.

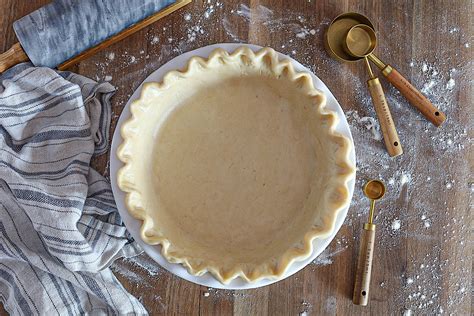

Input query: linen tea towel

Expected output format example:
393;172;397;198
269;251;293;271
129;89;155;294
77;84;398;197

0;63;146;315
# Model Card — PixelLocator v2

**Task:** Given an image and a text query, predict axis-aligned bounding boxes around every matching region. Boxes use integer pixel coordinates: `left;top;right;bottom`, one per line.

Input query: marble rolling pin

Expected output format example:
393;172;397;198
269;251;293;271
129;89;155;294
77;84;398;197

0;0;191;72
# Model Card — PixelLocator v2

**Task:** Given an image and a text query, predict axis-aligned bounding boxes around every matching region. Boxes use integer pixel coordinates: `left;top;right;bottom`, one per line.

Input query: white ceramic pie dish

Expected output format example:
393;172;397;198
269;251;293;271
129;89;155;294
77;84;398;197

110;43;356;289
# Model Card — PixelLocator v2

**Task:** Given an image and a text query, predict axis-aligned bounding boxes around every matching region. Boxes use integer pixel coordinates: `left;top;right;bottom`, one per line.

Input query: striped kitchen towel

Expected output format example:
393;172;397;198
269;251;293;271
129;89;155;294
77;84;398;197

0;63;147;315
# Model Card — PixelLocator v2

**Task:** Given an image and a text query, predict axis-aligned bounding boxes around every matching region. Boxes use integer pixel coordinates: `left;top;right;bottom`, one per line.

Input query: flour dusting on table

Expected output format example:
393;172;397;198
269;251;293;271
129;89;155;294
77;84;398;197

111;253;164;282
97;2;472;314
111;254;167;309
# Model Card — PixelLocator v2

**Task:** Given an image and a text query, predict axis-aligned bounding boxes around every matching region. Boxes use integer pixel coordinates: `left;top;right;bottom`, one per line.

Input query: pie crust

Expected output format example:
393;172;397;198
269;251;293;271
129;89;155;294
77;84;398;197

117;47;355;284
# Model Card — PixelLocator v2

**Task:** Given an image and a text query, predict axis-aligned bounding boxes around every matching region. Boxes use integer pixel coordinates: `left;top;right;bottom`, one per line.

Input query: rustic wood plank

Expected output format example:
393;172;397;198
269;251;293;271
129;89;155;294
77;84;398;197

0;0;50;51
0;0;471;315
233;288;269;315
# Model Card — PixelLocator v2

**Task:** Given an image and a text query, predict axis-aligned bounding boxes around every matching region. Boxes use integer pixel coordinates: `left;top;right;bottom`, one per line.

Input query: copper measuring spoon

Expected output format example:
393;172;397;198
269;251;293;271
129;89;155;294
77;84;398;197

353;179;386;306
344;24;402;157
325;12;446;127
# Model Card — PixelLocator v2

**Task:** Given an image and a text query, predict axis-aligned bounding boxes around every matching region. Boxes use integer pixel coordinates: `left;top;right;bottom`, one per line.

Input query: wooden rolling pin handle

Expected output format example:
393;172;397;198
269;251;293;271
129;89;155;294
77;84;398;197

367;78;403;157
353;225;376;306
0;43;29;73
382;66;446;127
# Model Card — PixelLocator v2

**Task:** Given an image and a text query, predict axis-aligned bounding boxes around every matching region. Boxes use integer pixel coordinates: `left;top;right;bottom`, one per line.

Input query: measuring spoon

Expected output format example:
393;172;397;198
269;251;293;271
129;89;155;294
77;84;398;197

353;179;386;306
344;24;402;157
325;12;446;127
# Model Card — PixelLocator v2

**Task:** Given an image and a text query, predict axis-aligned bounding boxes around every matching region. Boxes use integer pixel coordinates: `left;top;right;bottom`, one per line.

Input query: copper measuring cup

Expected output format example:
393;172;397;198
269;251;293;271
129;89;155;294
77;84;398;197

353;179;386;306
325;12;446;127
344;24;402;157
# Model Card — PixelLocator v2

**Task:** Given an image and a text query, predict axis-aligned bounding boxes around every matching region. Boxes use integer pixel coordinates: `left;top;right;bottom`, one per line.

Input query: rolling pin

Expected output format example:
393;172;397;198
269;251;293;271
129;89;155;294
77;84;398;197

0;0;191;72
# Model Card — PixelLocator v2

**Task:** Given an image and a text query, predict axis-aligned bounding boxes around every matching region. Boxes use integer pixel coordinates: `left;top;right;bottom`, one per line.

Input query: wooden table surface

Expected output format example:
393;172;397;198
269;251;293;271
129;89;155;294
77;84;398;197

1;0;472;315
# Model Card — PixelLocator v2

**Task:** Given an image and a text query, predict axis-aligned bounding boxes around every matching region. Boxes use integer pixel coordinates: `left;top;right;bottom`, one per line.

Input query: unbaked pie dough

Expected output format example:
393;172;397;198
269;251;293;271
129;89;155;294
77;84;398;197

117;47;355;284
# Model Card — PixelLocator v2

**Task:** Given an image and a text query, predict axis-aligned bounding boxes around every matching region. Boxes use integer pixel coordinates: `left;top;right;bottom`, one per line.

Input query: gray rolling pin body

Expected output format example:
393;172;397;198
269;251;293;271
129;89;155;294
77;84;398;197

13;0;175;67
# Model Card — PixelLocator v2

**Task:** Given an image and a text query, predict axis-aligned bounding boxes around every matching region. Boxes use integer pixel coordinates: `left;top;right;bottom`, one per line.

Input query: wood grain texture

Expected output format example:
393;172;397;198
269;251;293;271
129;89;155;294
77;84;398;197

0;0;472;315
367;77;403;157
382;67;447;126
352;226;376;306
0;42;28;72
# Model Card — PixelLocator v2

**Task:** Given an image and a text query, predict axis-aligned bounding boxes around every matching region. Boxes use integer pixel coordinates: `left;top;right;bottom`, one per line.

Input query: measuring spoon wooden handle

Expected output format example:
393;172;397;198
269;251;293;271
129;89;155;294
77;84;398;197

353;225;376;306
382;66;446;127
367;78;403;157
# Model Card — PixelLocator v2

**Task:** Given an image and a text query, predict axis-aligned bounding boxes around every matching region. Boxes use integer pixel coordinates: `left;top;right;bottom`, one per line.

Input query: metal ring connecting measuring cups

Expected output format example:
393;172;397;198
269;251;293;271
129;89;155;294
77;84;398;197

325;12;446;129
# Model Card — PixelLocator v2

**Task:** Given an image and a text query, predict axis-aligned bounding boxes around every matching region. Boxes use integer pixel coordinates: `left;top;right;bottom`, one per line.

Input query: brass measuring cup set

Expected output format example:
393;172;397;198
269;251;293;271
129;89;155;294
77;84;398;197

325;12;447;157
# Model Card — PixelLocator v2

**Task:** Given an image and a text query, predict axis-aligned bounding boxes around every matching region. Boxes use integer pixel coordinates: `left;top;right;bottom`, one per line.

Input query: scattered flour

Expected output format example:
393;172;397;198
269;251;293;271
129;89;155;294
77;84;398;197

449;27;459;33
205;288;250;300
446;78;455;90
400;173;412;185
391;219;401;231
299;300;312;315
421;80;436;94
110;252;167;301
187;25;204;42
295;27;317;39
421;63;429;72
295;29;308;39
151;36;159;44
346;110;382;141
324;296;337;314
227;3;325;42
311;238;349;267
204;7;214;19
235;4;273;23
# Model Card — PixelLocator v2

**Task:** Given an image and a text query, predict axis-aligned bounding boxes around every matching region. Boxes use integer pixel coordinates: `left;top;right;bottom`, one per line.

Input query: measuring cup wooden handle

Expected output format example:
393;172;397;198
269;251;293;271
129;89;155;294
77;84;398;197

382;66;446;127
367;78;403;157
353;226;376;306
